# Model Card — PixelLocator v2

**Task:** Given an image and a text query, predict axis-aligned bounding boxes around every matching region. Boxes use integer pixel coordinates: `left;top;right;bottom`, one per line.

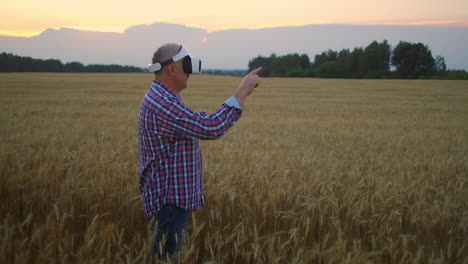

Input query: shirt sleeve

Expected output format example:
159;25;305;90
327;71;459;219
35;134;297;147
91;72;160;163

224;96;242;110
152;97;243;140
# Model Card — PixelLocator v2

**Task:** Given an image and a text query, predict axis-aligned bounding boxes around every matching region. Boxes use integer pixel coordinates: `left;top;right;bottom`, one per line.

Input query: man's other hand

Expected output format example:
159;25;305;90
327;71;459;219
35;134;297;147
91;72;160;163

234;67;262;107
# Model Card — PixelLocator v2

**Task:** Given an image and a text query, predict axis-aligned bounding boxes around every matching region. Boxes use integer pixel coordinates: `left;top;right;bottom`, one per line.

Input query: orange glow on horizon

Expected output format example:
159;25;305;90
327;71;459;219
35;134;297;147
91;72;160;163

64;25;127;33
377;20;468;26
409;20;457;25
0;30;43;37
1;20;467;38
2;0;467;38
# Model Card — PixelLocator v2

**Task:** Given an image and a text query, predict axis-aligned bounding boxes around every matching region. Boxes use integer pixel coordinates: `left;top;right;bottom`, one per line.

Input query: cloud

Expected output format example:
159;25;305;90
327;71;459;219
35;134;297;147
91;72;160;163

1;22;467;70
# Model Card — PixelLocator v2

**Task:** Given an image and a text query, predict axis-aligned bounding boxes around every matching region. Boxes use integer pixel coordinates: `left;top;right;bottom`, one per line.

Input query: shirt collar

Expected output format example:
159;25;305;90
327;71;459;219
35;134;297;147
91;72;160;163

152;79;181;99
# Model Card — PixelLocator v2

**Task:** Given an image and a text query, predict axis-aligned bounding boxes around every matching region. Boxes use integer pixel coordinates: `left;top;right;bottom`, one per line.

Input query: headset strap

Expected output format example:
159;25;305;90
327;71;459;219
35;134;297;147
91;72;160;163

148;46;191;72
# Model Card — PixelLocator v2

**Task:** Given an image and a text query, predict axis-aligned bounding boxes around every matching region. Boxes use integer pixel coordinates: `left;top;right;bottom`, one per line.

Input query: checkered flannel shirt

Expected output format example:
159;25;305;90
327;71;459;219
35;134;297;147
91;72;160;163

138;80;242;219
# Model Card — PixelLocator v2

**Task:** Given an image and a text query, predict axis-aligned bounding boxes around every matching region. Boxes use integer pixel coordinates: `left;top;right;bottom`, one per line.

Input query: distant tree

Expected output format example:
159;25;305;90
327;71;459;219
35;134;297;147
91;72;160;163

435;56;447;73
271;53;310;77
84;64;143;72
336;49;352;77
444;70;468;80
364;40;391;77
42;59;63;72
248;54;276;77
0;52;143;73
0;53;14;71
310;40;391;78
315;61;340;78
0;53;7;71
391;41;436;78
313;50;338;67
64;62;84;72
202;69;246;76
349;47;367;78
245;40;463;79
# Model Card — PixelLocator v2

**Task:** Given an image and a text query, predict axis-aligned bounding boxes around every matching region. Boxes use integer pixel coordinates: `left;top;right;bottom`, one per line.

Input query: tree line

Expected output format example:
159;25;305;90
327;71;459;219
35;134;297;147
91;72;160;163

202;69;246;76
0;53;143;73
248;40;468;79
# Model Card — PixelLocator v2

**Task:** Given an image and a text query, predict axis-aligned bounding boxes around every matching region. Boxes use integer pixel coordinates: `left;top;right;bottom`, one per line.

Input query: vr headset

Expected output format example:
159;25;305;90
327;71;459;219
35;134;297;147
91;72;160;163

148;46;202;74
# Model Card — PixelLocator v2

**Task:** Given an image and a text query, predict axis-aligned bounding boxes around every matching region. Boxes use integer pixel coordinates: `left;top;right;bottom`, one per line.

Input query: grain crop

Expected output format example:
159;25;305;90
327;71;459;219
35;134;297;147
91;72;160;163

0;73;467;263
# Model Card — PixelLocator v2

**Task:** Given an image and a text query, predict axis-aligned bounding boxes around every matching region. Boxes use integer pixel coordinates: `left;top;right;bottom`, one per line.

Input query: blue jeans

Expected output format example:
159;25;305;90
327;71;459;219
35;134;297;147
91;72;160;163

147;204;189;263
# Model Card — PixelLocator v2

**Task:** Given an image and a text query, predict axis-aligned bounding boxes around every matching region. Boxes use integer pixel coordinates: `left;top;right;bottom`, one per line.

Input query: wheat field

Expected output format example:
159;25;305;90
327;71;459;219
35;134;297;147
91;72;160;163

0;73;467;263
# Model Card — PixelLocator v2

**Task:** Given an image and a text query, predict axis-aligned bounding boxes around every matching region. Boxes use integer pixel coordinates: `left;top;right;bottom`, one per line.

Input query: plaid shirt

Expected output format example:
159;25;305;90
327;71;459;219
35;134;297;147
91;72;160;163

138;80;242;219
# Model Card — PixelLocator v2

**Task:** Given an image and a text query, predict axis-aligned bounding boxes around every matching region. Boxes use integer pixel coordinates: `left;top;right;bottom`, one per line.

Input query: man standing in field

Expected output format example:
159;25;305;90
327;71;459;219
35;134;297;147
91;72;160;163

138;43;261;262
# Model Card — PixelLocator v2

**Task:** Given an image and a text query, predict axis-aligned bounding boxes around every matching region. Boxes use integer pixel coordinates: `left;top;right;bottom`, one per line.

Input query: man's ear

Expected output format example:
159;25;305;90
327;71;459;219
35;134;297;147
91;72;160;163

167;64;177;78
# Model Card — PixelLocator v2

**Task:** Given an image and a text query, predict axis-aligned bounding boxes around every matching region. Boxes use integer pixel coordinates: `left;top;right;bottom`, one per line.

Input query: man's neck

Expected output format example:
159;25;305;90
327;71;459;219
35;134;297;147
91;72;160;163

154;77;181;94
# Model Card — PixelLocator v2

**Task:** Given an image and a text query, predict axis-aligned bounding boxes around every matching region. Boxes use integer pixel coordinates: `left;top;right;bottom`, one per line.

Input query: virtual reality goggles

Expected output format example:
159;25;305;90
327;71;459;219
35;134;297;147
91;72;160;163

148;46;202;74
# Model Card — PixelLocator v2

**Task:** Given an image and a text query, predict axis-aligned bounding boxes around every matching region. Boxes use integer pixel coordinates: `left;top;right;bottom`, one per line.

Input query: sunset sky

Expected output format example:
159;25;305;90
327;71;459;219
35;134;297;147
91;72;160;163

2;0;468;37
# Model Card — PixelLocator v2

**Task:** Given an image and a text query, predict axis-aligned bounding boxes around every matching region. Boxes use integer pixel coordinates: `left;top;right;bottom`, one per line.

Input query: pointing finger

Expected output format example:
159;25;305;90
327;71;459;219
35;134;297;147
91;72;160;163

248;67;262;75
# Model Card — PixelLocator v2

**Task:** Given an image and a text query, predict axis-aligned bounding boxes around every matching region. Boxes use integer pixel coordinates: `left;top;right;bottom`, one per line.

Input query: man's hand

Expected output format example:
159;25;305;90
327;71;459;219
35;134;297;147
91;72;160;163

234;67;262;107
